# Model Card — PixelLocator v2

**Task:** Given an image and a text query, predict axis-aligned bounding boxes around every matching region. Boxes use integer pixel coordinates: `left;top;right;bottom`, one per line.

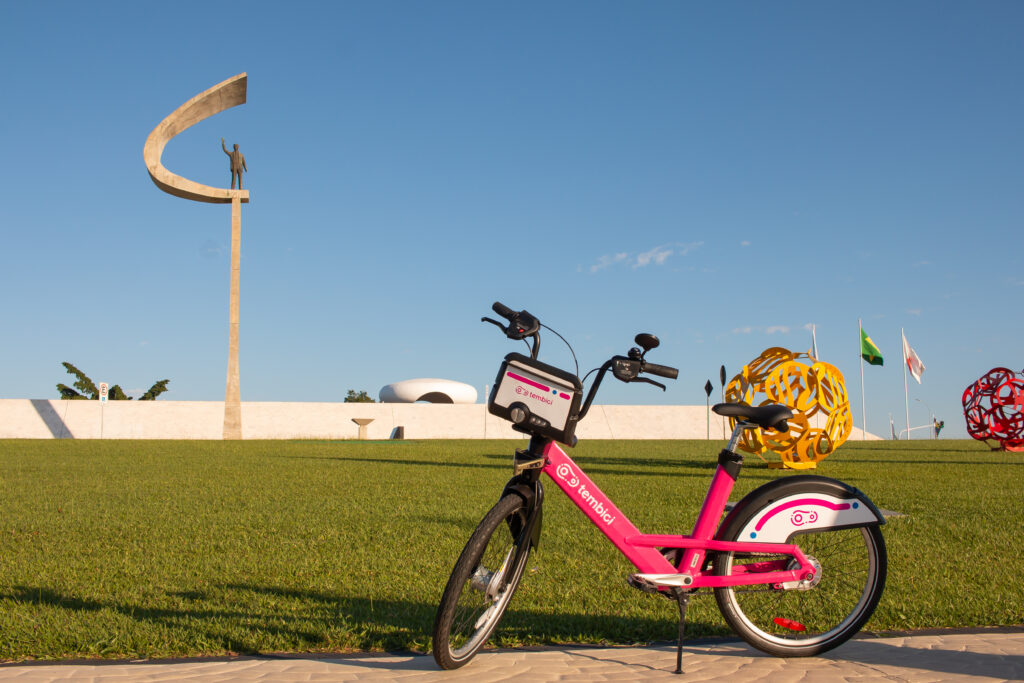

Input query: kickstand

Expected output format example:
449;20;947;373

672;588;691;675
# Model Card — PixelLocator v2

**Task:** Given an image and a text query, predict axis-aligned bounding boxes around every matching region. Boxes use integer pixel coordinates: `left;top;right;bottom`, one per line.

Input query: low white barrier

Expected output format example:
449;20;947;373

0;399;880;440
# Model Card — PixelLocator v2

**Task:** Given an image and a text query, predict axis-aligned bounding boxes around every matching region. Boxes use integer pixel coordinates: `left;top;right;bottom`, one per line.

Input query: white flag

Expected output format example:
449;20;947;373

902;331;925;383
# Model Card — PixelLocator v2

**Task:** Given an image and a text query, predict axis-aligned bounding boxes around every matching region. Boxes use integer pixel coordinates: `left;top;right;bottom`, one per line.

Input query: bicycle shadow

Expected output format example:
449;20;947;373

0;584;434;656
16;584;1006;679
0;584;710;665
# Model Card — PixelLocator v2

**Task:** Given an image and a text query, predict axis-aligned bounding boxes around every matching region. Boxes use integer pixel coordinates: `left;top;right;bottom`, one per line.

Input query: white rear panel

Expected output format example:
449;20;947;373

740;493;880;542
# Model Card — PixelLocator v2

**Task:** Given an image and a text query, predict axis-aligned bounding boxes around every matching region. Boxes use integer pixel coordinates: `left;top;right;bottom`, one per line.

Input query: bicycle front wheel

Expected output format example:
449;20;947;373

713;487;886;657
432;494;532;669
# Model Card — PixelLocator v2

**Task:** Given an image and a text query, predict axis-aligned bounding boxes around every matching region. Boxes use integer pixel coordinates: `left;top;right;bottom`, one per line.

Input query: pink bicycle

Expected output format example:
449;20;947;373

432;303;887;672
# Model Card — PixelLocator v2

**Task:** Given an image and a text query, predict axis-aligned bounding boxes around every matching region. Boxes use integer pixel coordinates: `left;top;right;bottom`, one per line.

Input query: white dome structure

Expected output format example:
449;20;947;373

379;378;478;404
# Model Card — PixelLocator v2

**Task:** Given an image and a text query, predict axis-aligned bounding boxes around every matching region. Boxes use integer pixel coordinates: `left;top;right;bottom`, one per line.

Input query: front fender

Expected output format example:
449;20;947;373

502;477;544;549
719;475;885;544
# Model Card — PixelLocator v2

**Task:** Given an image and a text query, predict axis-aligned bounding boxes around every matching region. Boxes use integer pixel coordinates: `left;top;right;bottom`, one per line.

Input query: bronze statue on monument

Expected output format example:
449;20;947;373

221;137;247;190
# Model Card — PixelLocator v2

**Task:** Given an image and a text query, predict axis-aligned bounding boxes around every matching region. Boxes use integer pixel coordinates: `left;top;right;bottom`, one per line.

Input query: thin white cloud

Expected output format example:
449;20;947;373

634;245;673;268
731;325;791;335
590;252;629;273
907;309;922;316
589;241;703;274
740;240;751;247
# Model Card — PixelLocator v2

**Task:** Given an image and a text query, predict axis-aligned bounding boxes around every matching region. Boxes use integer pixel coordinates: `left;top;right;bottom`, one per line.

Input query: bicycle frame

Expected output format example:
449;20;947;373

539;440;815;589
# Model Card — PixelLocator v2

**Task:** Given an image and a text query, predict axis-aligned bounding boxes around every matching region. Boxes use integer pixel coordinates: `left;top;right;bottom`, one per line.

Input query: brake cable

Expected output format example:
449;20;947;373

540;322;579;379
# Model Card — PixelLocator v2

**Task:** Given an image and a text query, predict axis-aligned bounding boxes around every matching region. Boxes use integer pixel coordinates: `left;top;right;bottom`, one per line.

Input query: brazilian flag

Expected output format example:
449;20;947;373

861;328;884;366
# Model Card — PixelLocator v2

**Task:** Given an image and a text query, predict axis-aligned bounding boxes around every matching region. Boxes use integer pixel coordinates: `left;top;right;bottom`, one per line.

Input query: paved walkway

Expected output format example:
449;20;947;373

0;631;1021;682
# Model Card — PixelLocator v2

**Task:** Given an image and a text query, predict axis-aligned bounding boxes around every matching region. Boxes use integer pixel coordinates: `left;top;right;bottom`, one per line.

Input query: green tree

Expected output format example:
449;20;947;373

344;389;376;403
139;380;170;401
57;362;98;400
109;385;131;400
56;362;170;401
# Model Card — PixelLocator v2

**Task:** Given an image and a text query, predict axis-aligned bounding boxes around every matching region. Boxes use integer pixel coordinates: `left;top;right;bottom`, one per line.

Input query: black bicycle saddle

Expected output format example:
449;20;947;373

712;403;793;432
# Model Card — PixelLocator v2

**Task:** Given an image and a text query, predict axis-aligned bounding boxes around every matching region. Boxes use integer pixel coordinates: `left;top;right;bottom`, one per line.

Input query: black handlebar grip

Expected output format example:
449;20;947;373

643;362;679;380
492;301;516;320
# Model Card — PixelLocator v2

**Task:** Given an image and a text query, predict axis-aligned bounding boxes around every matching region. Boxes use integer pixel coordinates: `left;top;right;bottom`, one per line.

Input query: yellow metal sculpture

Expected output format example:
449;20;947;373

724;348;852;469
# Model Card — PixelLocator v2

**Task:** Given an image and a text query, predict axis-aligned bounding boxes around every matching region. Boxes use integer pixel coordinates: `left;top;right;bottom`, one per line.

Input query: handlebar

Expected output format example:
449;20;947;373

483;301;542;358
482;301;678;421
579;355;678;419
492;301;516;320
643;362;679;380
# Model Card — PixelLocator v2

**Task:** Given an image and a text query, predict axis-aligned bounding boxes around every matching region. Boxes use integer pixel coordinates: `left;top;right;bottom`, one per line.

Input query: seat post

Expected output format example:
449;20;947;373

726;420;755;453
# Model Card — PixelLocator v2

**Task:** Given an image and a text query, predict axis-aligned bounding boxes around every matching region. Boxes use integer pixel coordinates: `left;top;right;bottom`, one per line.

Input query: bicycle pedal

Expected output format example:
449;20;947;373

627;574;663;595
631;573;694;588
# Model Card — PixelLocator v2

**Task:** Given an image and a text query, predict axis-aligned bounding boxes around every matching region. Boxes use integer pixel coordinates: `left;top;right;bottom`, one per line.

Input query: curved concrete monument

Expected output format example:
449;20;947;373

144;73;250;439
379;379;478;404
144;73;250;204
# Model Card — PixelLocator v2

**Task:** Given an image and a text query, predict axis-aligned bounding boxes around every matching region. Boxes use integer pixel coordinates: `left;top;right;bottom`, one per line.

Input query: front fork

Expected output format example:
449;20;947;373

500;435;548;550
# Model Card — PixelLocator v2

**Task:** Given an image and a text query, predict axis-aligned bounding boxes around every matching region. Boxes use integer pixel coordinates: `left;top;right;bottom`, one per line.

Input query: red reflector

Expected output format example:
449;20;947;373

773;617;806;632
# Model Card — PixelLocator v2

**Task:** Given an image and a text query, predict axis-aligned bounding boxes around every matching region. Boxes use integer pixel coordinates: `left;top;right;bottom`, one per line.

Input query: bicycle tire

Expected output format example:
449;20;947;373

432;493;532;669
713;479;887;657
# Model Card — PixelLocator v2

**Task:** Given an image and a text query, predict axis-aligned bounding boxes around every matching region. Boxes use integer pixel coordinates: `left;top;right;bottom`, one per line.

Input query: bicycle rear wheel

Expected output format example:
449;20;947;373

432;494;532;669
713;483;886;657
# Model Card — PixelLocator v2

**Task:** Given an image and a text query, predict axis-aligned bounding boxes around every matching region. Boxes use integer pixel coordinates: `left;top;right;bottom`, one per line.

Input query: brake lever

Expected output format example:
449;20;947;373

481;316;508;334
632;376;666;391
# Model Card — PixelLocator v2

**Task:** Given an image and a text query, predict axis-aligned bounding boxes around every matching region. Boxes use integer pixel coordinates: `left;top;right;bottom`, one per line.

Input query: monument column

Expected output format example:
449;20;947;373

224;195;243;438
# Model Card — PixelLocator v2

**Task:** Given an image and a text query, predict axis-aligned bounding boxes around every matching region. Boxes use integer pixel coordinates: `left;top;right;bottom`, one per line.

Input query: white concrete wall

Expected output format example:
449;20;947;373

0;399;881;441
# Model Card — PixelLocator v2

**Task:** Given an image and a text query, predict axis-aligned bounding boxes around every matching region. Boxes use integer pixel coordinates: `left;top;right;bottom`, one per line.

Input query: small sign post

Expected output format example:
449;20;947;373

704;380;713;439
719;365;727;438
98;382;109;439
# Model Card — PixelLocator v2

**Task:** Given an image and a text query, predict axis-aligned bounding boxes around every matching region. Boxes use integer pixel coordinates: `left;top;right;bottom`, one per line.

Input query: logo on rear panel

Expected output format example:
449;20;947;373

790;509;818;526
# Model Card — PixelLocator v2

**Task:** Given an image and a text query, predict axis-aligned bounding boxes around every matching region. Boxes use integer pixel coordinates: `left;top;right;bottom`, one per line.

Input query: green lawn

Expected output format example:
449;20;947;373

0;438;1020;661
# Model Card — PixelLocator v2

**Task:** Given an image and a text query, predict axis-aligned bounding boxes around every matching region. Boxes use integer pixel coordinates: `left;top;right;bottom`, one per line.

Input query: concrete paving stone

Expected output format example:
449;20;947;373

0;632;1022;682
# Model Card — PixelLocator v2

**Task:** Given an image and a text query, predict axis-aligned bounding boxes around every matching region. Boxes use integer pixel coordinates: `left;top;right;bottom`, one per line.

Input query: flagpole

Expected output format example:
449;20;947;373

902;328;910;440
859;319;866;440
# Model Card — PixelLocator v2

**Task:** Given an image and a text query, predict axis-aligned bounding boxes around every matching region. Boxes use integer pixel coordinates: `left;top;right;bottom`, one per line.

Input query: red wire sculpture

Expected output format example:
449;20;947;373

962;367;1024;452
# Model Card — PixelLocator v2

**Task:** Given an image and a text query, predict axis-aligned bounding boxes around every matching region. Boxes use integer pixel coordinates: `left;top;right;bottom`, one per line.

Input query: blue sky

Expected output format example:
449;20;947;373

1;2;1021;439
